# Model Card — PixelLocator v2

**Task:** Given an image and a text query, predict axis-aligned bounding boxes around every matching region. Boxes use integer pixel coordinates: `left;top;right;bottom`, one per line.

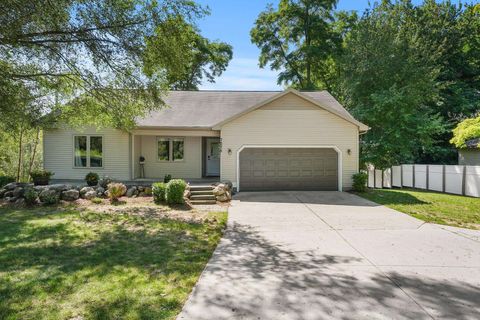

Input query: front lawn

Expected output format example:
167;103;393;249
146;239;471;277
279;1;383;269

0;205;227;320
355;188;480;229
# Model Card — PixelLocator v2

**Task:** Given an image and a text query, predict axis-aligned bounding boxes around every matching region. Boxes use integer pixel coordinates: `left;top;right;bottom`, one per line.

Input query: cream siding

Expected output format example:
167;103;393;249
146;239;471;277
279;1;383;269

220;94;360;190
43;127;131;180
137;135;203;179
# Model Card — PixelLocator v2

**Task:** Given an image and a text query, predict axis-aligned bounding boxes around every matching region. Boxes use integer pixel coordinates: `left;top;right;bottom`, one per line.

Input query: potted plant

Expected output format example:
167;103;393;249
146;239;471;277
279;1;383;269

30;170;54;186
85;172;99;186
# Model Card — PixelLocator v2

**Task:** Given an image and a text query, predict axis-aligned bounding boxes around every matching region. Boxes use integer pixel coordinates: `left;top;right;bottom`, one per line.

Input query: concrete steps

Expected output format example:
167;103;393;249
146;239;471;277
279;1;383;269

189;185;216;205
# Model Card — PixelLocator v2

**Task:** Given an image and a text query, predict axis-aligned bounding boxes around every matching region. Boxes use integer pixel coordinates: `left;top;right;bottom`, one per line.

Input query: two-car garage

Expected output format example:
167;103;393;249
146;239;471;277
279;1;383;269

238;147;339;191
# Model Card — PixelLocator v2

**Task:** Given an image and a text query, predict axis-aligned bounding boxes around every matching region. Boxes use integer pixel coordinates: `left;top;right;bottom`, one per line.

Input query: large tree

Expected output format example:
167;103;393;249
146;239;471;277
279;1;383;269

0;0;230;129
338;0;446;168
143;16;233;90
250;0;341;90
337;0;480;167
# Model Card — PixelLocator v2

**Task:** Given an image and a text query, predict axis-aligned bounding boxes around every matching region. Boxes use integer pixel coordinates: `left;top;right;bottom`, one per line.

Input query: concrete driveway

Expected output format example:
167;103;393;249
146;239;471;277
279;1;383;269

178;191;480;320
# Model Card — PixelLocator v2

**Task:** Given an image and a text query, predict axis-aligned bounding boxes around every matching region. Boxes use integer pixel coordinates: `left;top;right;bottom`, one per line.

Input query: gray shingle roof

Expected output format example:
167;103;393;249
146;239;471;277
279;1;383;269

135;90;362;129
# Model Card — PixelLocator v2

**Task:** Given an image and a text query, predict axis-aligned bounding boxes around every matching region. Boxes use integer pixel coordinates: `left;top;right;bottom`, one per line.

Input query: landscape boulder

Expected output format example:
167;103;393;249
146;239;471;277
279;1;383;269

83;190;97;200
96;187;105;197
39;189;59;204
126;186;138;198
80;187;95;198
12;187;25;198
61;189;80;201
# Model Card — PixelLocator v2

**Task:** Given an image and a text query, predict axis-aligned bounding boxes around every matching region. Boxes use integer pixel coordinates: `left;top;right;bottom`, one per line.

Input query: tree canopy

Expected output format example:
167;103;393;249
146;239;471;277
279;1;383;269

450;116;480;149
0;0;232;129
251;0;341;90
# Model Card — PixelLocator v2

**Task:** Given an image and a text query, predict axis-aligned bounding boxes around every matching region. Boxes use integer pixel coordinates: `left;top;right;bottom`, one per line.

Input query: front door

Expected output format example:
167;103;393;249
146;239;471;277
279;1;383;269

206;138;221;176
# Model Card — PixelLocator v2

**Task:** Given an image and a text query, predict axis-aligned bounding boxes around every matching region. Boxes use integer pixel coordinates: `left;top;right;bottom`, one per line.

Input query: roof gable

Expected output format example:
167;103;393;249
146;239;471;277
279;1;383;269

211;89;369;132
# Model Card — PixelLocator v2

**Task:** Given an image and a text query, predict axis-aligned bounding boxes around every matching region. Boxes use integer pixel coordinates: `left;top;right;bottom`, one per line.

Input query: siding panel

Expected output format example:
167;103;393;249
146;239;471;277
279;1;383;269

44;127;130;180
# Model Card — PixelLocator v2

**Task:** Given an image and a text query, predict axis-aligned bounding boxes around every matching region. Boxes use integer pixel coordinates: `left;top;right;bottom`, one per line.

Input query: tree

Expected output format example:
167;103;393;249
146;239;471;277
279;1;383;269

450;116;480;149
143;16;233;90
250;0;341;90
338;0;446;168
0;0;229;129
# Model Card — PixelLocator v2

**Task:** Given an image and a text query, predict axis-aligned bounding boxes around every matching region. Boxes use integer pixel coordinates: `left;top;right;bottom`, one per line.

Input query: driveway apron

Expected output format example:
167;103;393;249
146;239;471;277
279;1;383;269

178;191;480;320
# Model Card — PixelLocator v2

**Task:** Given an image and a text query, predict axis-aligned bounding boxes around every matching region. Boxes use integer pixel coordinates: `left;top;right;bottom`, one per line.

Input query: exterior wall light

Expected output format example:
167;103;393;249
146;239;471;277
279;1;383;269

347;149;352;155
228;148;232;155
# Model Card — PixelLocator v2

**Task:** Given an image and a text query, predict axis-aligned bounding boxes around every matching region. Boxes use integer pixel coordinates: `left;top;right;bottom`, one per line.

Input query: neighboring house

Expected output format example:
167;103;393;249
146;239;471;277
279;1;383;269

43;89;369;191
458;138;480;165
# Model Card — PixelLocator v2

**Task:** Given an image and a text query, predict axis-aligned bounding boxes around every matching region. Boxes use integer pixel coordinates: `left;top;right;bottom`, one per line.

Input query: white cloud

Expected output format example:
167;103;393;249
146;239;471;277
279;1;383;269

200;57;283;91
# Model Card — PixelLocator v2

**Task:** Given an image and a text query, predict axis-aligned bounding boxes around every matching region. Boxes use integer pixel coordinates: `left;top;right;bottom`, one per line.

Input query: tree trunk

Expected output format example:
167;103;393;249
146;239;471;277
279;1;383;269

16;126;24;182
28;127;40;180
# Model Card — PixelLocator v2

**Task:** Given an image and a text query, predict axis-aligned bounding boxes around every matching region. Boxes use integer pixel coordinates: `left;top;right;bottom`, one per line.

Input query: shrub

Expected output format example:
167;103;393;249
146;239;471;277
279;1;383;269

91;197;103;204
152;182;167;204
352;172;368;192
24;187;38;205
107;183;126;203
164;174;172;183
99;176;113;189
0;175;15;188
85;172;99;186
165;179;187;205
30;170;54;186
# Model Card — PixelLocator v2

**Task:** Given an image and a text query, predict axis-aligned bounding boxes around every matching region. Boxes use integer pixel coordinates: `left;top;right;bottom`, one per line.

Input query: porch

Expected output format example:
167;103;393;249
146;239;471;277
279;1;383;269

131;129;221;181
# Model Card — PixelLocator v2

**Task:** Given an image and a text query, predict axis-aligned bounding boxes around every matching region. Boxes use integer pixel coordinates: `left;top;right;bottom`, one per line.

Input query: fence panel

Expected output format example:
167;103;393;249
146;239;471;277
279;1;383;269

383;168;392;188
445;165;463;195
368;167;375;188
465;166;480;198
402;165;414;187
375;170;383;188
428;165;443;192
414;165;427;189
392;166;402;187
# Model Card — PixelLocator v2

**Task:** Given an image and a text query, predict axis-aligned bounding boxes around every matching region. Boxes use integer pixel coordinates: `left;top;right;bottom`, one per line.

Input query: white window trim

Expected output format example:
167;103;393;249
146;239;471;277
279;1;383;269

236;145;342;192
156;137;185;163
72;135;104;169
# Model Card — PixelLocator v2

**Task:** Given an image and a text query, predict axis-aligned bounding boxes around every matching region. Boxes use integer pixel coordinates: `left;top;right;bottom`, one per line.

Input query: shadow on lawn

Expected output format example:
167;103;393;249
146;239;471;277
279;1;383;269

180;223;480;320
0;209;218;319
357;188;430;206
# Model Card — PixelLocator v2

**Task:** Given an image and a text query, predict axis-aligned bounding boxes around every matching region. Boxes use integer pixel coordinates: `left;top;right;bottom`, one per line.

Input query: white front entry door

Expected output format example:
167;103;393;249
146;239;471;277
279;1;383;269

206;138;221;176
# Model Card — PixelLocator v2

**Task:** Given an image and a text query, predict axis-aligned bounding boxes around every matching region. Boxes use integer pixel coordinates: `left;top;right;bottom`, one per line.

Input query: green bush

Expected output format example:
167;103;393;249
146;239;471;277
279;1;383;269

165;179;187;205
91;197;103;204
352;172;368;192
30;170;54;186
0;175;15;188
23;188;38;206
164;174;172;183
152;182;167;204
107;183;127;203
85;172;99;186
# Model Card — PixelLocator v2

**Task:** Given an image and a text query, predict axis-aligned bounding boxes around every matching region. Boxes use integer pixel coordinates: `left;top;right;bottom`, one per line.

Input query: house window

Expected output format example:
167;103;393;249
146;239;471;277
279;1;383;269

74;135;103;168
157;137;184;162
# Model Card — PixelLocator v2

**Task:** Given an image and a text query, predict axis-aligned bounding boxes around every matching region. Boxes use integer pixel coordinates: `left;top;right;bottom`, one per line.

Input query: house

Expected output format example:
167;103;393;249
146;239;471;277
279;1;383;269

458;138;480;165
43;89;369;191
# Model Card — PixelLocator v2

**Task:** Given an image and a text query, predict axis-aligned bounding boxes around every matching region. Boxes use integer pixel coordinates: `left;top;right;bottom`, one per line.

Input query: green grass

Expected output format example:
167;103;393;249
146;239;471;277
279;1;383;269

0;206;227;320
355;188;480;229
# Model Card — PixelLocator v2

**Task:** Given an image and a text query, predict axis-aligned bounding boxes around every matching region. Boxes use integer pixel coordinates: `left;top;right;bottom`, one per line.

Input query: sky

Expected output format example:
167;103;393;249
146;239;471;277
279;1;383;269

194;0;459;90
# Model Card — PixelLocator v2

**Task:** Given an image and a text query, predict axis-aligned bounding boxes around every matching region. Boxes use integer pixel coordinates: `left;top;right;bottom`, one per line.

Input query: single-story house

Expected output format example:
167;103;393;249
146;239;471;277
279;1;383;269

44;89;369;191
458;138;480;165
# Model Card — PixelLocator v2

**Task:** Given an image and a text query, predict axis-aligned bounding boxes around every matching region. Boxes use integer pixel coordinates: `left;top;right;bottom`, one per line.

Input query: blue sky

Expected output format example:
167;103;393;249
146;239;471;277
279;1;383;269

195;0;462;90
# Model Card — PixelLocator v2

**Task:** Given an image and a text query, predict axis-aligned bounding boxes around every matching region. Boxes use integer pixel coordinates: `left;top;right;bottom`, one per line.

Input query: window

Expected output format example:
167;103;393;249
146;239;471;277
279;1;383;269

74;135;103;168
157;137;184;162
157;138;170;161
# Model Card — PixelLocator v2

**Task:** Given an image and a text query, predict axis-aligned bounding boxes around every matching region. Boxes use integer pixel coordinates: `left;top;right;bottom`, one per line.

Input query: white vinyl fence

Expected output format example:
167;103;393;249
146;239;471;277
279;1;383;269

368;164;480;198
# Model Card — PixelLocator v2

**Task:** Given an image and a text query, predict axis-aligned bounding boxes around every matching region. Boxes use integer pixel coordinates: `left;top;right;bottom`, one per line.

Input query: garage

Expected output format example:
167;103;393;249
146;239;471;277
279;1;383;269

239;147;339;191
